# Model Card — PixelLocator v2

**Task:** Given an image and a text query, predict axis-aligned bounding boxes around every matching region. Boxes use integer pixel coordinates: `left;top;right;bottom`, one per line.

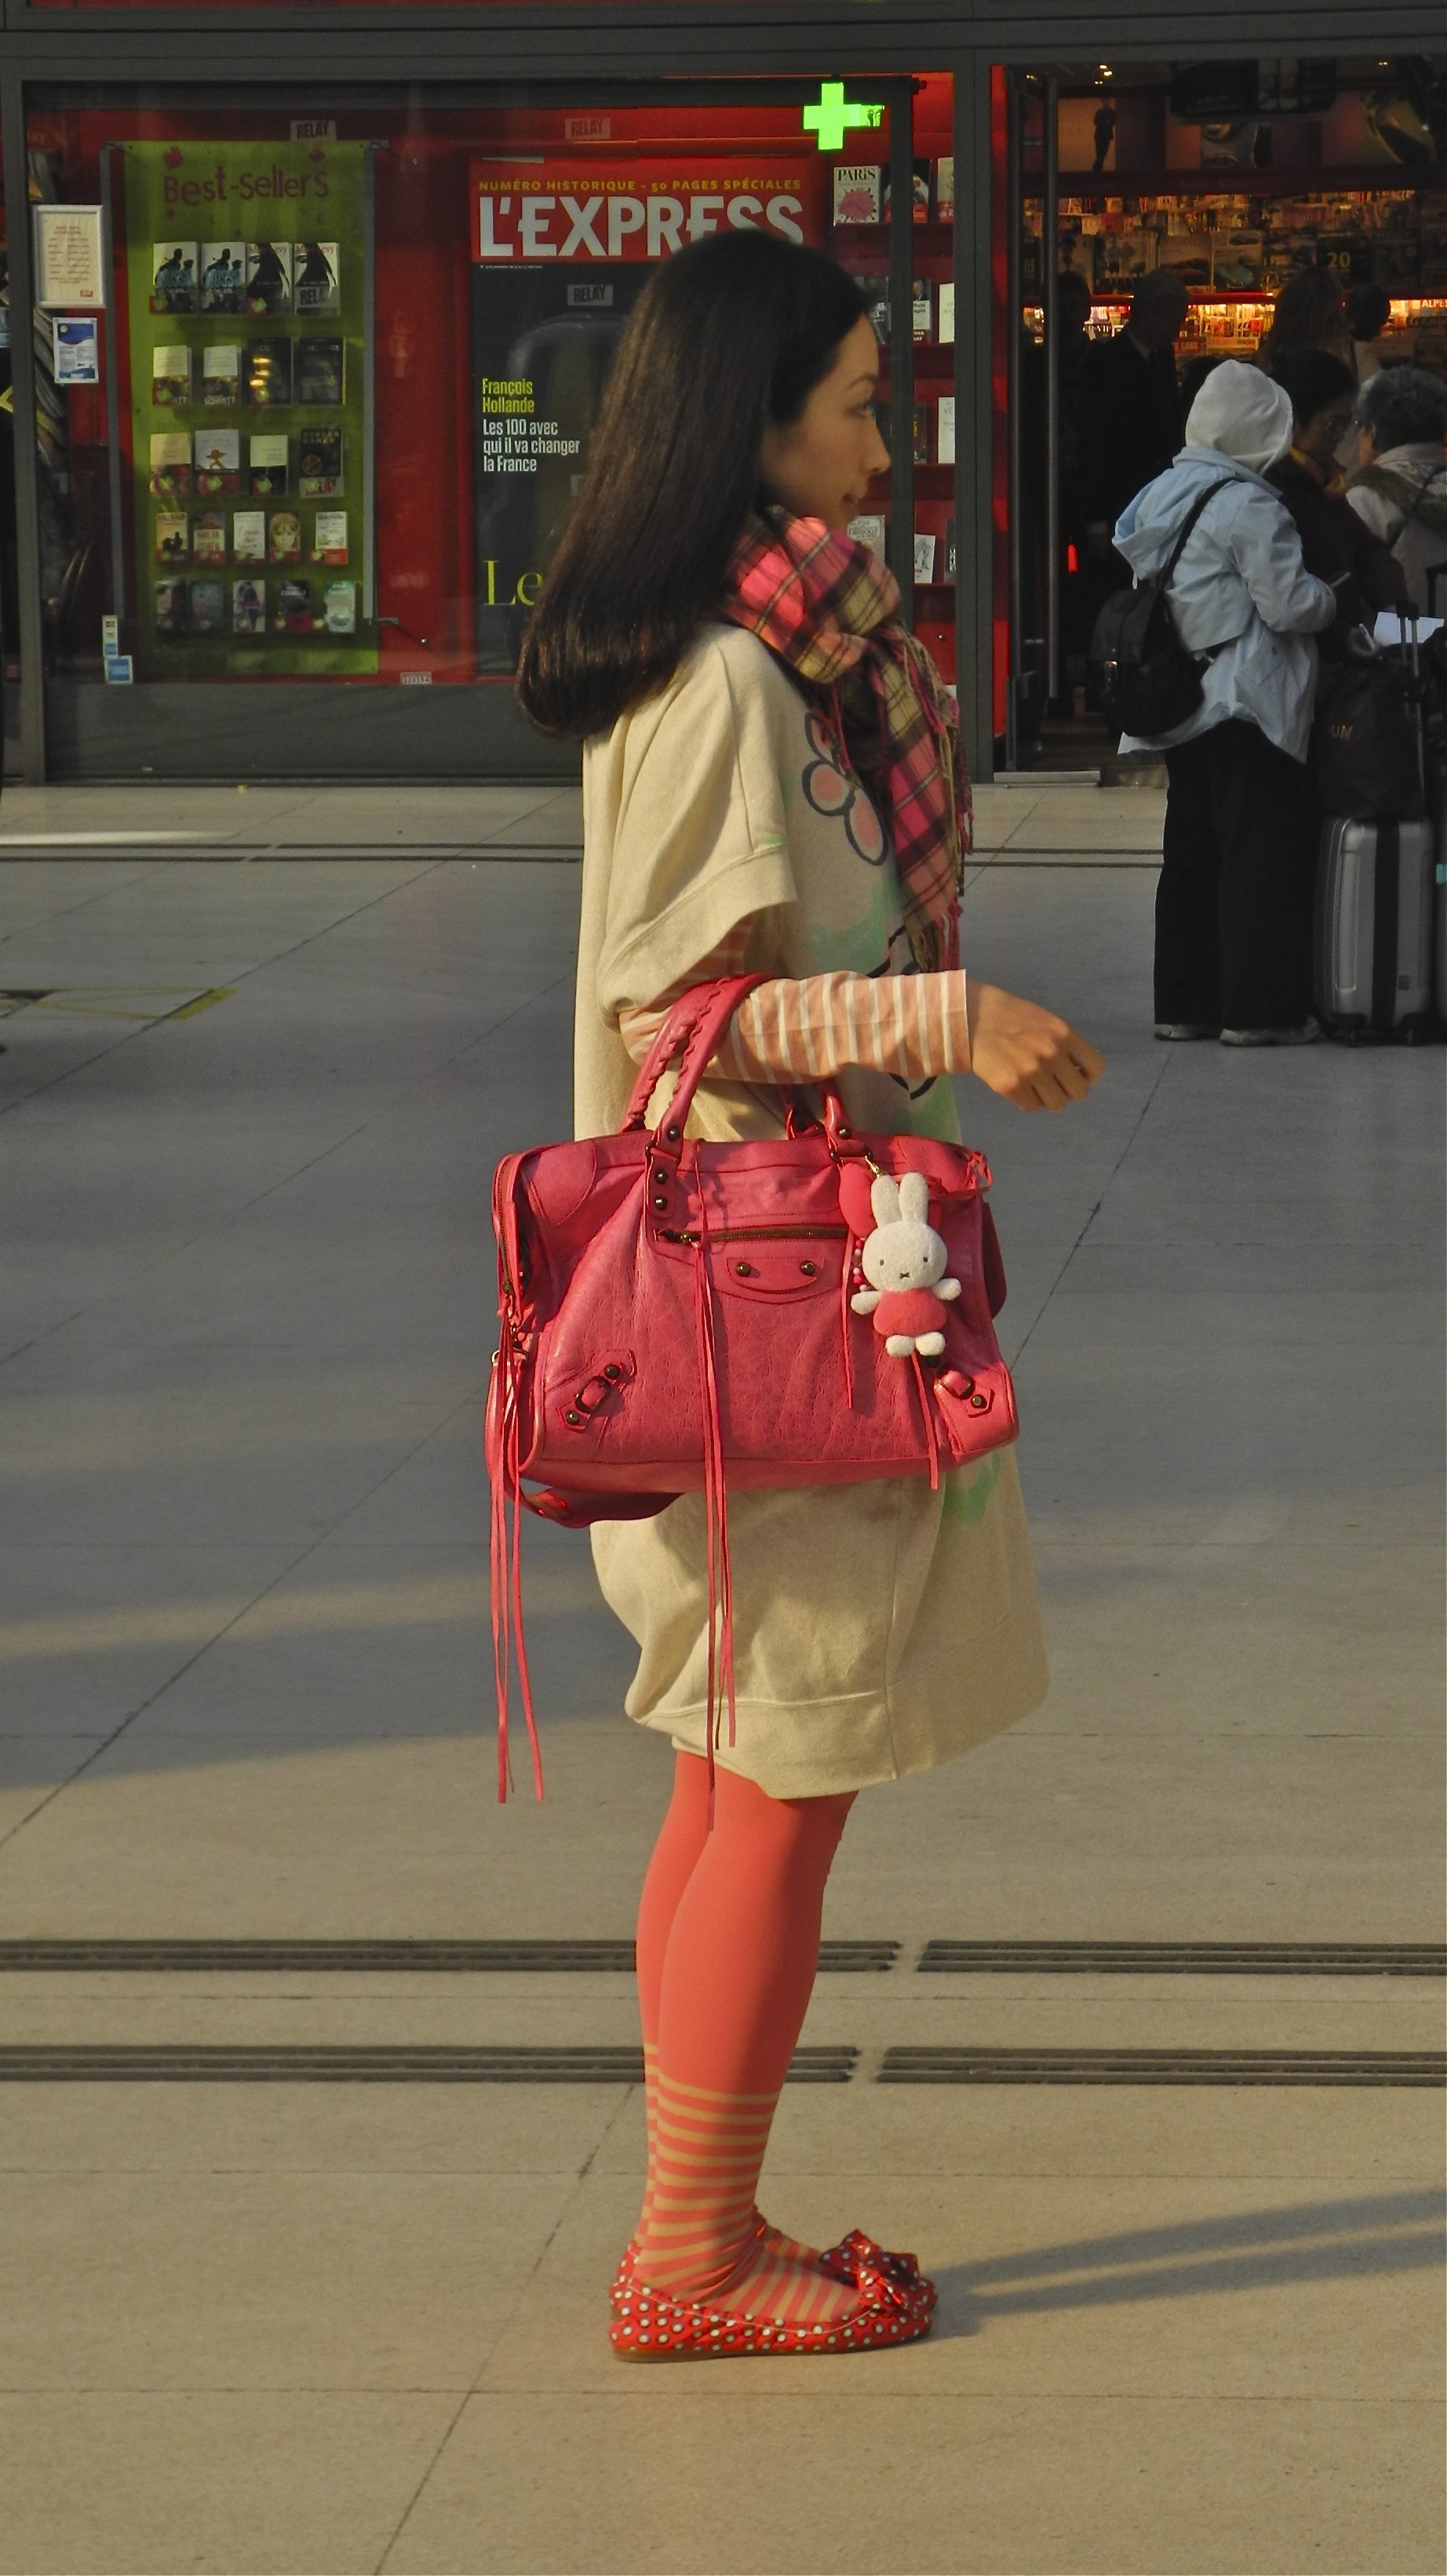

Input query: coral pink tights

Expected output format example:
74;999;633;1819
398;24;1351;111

632;1752;857;2323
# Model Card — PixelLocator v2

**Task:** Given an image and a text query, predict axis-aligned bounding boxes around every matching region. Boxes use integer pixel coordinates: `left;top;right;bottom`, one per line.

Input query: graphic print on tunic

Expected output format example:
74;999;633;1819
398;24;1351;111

800;707;888;865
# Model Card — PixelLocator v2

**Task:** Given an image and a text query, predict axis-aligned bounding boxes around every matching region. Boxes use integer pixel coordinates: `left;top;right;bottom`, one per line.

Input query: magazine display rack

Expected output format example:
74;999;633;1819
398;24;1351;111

106;136;377;681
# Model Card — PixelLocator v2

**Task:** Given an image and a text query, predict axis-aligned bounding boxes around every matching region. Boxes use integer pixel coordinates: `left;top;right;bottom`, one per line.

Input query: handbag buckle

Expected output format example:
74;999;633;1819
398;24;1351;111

561;1355;634;1431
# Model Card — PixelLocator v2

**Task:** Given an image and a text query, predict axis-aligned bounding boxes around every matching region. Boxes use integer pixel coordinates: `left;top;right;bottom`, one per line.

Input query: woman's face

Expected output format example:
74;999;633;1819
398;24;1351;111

1298;396;1355;468
759;315;890;533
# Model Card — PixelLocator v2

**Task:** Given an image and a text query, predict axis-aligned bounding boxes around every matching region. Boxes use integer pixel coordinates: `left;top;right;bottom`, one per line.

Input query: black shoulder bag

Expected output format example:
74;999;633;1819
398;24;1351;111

1088;479;1236;738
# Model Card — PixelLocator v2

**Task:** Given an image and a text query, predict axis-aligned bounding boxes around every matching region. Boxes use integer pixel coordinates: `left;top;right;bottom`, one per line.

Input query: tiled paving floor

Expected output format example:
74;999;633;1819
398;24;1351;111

0;849;1442;2574
0;776;1165;862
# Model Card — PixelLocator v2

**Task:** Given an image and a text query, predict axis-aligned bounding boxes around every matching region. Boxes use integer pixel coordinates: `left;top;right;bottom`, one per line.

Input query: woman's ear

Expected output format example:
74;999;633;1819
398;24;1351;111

898;1172;930;1225
870;1175;901;1229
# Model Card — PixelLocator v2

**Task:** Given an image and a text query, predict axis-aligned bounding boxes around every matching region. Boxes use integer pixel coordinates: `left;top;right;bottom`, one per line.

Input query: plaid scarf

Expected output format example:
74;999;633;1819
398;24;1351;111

721;509;971;971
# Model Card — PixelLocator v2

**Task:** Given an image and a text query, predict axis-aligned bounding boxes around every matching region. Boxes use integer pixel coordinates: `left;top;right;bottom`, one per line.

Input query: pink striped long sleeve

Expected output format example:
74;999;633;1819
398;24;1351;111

616;927;972;1085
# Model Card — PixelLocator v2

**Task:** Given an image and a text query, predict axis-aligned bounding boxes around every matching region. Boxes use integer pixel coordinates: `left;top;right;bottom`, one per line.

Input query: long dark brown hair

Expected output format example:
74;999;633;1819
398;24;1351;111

1258;266;1352;374
515;231;869;738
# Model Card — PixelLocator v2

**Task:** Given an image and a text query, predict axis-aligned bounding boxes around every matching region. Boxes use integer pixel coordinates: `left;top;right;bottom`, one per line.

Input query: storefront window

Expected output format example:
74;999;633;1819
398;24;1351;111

20;81;959;774
996;55;1447;769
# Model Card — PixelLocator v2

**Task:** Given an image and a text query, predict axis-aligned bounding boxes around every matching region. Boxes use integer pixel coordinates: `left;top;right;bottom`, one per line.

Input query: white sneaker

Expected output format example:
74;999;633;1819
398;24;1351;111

1219;1018;1321;1047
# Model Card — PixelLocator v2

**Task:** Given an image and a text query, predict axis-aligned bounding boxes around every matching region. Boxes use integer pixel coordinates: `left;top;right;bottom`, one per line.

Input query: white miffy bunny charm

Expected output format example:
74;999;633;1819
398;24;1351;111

851;1171;962;1358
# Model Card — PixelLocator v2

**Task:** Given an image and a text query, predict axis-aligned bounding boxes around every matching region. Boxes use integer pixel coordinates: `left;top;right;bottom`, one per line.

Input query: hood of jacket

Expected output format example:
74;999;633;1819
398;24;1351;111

1112;446;1268;581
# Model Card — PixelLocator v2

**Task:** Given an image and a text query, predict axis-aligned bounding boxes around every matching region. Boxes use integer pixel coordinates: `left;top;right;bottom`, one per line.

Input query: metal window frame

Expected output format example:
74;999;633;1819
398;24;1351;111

3;5;1442;41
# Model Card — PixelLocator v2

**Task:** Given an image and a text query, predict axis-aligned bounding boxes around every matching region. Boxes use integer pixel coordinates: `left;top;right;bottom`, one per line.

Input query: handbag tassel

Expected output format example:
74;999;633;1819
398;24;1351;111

691;1183;736;1829
488;1339;545;1805
909;1354;942;1494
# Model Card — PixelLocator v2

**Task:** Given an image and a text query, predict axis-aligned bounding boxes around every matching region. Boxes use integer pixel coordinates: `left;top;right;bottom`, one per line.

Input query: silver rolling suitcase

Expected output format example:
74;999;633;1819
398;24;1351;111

1314;814;1435;1042
1315;610;1435;1043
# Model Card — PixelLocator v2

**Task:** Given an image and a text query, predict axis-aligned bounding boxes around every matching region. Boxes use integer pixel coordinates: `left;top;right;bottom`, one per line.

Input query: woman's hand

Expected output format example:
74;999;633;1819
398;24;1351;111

968;981;1107;1112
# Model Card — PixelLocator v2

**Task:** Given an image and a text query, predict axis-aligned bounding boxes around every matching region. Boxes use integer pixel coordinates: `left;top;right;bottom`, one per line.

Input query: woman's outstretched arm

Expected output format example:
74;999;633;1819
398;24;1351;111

617;929;1105;1113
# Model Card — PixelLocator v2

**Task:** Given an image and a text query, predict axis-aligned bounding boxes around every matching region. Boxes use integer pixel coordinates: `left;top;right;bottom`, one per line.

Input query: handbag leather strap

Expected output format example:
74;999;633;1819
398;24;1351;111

620;975;772;1138
620;973;855;1151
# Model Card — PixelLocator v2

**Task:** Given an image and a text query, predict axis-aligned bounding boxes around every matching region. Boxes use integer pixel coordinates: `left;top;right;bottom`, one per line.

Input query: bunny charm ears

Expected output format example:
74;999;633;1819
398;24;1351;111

850;1171;963;1361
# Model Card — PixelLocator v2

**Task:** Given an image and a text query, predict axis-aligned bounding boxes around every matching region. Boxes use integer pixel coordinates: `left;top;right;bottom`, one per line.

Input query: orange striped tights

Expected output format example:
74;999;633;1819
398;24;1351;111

632;1751;861;2328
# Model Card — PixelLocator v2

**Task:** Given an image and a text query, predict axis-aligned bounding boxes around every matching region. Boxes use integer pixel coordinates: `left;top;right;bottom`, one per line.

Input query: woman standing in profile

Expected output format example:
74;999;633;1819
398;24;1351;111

517;231;1104;2363
1256;267;1354;377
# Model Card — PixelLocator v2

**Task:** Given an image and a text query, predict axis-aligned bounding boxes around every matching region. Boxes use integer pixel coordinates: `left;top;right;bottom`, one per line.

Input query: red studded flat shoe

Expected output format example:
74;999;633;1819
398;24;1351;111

613;2220;935;2308
821;2226;938;2311
610;2258;933;2363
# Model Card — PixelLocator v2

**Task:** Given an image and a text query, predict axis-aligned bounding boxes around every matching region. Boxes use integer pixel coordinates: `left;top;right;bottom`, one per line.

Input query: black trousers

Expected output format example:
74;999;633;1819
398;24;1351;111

1157;720;1315;1029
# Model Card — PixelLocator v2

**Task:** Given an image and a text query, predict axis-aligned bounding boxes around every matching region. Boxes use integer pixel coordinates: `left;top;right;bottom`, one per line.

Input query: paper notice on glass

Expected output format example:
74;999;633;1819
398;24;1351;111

34;206;105;311
53;315;100;384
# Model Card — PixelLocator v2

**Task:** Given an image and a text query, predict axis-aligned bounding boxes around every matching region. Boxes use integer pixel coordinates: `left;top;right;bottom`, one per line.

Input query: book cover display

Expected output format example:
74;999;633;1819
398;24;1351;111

232;509;267;565
201;344;241;406
246;242;293;316
200;244;246;314
298;429;343;497
192;511;228;565
248;434;289;497
232;578;266;636
194;429;240;495
150;244;197;314
154;510;188;564
469;155;826;672
312;511;348;565
151;346;191;406
293;244;341;318
122;137;374;680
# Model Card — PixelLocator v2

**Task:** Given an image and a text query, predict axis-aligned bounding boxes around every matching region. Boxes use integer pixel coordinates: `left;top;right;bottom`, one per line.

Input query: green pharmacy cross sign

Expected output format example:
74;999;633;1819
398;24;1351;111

802;83;884;152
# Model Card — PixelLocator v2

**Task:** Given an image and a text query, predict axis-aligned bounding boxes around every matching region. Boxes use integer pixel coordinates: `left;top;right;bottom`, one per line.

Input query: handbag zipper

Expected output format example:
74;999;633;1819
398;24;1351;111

658;1222;851;1248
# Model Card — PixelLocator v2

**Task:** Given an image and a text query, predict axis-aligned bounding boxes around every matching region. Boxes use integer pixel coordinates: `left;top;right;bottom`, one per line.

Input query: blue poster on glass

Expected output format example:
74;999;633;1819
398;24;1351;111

53;315;101;385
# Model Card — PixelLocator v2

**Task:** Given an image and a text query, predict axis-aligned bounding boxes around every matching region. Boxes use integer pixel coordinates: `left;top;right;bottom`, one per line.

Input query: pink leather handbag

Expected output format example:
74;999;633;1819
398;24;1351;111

487;975;1017;1798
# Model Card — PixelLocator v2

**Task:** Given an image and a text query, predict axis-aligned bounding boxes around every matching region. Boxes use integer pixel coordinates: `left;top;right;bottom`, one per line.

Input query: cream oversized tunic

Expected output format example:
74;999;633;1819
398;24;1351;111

575;623;1047;1798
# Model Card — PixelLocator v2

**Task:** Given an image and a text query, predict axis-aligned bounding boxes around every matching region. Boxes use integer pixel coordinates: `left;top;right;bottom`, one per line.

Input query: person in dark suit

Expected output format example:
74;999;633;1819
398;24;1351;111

1076;272;1190;661
1078;271;1189;552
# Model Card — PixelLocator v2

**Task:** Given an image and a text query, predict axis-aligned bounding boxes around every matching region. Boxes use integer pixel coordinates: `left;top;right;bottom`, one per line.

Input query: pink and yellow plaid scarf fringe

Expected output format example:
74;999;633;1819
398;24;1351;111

721;510;971;972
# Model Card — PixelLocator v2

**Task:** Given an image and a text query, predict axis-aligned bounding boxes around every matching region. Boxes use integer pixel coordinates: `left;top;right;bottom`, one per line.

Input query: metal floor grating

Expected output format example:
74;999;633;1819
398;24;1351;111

1;1937;1438;1975
0;1937;898;1973
0;2044;1440;2087
0;2044;856;2085
917;1942;1447;1977
879;2048;1446;2087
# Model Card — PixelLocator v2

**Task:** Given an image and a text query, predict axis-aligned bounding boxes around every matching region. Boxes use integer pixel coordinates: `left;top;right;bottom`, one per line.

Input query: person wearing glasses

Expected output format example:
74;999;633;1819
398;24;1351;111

1343;366;1447;614
1267;350;1409;628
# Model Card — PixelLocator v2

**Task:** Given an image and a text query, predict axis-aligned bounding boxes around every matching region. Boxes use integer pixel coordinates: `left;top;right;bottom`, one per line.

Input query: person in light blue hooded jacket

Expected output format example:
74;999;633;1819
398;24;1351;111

1113;359;1338;1045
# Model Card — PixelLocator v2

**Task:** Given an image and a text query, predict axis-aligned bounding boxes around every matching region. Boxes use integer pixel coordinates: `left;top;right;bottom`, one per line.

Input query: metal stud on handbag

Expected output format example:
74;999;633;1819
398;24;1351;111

487;975;1017;1799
